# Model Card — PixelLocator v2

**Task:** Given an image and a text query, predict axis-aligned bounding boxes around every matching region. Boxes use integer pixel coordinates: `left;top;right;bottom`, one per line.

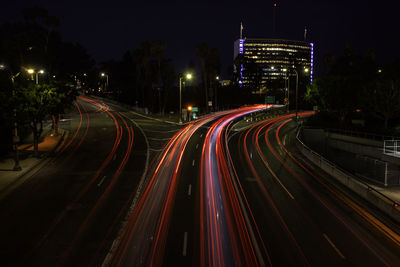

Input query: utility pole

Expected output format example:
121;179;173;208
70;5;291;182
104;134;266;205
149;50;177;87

273;2;277;36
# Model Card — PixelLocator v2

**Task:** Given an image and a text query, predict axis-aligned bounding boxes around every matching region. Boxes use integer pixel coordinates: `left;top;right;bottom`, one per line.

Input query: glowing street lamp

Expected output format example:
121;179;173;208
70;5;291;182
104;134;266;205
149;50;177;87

100;72;109;91
26;68;45;84
293;67;310;121
179;73;193;124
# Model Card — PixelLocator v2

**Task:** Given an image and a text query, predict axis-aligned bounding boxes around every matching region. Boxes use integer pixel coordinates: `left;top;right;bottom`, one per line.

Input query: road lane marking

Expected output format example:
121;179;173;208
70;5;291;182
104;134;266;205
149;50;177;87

182;232;188;256
200;134;203;138
323;234;345;259
97;176;106;187
258;150;295;199
196;144;199;149
188;184;192;196
192;160;195;166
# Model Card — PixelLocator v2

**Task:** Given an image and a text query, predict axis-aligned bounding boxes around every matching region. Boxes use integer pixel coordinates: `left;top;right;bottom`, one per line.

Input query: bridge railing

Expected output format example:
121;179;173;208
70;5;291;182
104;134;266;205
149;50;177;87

296;127;400;223
384;140;400;158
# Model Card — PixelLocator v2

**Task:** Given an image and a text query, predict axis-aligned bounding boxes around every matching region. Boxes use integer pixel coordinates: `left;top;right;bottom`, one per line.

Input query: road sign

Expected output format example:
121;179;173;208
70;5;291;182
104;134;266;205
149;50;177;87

265;95;275;104
192;107;198;112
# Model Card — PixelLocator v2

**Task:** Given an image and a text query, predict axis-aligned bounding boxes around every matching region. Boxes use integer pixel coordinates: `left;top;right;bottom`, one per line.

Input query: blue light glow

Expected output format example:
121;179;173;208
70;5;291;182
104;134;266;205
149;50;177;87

310;43;314;84
239;39;244;87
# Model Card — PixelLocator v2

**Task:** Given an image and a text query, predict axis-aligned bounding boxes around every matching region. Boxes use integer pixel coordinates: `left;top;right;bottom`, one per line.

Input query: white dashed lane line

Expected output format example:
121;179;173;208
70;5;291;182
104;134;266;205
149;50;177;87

188;184;192;196
323;234;345;259
97;176;107;187
182;232;188;256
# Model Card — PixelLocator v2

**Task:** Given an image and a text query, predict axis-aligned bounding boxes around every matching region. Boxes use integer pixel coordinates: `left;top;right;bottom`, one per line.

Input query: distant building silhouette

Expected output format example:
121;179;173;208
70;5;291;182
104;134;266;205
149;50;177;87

233;38;314;102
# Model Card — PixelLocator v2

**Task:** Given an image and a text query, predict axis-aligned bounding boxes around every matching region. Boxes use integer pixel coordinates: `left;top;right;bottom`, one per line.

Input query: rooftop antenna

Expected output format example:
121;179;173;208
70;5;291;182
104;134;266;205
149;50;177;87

240;22;243;39
273;1;277;36
304;26;307;41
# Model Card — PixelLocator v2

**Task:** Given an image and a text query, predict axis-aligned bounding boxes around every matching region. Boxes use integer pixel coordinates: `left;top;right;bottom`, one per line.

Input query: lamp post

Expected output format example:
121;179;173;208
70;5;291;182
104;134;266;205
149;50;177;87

293;67;310;121
215;76;220;111
27;69;44;84
179;73;192;124
36;69;44;84
101;73;109;91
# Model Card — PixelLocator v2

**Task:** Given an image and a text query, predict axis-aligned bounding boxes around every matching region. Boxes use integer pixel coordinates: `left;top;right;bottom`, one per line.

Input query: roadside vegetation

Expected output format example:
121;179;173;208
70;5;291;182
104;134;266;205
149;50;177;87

305;45;400;135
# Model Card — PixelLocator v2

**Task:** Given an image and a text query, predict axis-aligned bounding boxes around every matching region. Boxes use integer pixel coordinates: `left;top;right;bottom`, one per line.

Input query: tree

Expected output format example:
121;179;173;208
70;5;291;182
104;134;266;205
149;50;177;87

206;47;221;109
0;6;93;156
364;79;400;129
362;61;400;129
131;41;153;110
15;82;69;157
49;83;76;136
150;40;166;113
305;45;378;125
196;42;209;111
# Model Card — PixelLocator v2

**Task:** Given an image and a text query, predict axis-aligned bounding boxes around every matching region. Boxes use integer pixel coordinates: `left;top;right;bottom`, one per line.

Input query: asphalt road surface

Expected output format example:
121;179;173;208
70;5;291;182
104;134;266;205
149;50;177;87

0;96;153;266
109;107;400;266
228;113;400;266
2;100;400;267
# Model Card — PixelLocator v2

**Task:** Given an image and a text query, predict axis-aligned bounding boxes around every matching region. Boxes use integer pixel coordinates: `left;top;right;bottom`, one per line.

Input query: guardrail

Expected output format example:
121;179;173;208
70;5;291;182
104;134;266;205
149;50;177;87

296;127;400;223
384;140;400;158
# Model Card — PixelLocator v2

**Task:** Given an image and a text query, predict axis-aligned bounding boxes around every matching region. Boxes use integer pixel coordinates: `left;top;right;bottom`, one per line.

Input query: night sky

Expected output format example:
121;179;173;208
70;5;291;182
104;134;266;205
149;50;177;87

2;0;399;77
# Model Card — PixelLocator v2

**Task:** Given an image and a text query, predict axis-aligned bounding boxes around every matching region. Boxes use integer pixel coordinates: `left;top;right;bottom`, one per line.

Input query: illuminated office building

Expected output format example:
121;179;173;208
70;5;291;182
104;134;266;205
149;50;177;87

233;38;314;96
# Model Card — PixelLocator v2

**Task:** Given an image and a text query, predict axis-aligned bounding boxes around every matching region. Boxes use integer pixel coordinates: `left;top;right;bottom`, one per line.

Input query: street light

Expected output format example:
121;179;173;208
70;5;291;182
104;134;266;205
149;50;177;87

26;68;45;84
293;67;310;121
179;73;193;124
215;76;220;111
101;73;109;91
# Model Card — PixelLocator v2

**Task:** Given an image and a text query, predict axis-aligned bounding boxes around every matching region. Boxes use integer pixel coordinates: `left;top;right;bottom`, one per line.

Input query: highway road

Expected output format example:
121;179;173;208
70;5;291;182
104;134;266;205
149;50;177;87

2;98;400;266
228;113;400;266
0;96;178;266
109;107;400;266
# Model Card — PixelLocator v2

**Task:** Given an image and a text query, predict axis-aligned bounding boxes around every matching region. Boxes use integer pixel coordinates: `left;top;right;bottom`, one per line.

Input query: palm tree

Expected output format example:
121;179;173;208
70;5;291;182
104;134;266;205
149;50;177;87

206;47;221;110
196;42;209;112
131;42;152;109
151;40;166;113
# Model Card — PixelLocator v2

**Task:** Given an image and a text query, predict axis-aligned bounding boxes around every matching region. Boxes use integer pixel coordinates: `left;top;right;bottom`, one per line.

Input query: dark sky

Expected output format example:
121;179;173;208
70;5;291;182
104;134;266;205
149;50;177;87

2;0;399;78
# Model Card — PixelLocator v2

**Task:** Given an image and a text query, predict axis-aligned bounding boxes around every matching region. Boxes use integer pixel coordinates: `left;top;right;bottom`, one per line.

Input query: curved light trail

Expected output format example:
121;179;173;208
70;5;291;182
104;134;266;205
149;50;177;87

111;115;222;266
235;111;400;266
110;105;269;266
200;106;270;267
